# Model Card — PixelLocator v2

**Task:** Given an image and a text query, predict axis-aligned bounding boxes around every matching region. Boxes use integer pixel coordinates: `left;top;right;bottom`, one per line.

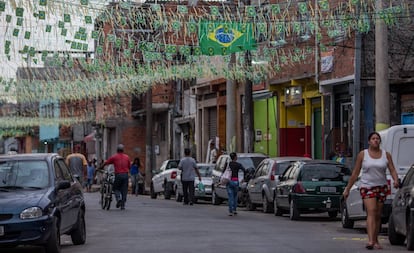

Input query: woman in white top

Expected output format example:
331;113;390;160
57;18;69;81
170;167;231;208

343;131;399;250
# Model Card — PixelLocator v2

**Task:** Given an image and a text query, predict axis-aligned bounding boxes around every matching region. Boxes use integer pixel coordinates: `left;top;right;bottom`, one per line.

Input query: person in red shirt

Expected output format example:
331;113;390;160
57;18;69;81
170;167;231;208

102;144;131;210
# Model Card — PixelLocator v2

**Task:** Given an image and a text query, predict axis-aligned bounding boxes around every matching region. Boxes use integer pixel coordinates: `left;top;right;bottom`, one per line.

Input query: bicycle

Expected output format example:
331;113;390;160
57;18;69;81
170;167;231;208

98;166;115;210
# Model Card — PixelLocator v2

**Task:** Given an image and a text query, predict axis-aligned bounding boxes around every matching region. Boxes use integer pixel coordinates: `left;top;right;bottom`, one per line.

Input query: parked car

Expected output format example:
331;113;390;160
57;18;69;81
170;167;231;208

246;156;311;213
273;160;351;220
211;153;267;205
341;125;414;229
174;163;214;203
150;159;180;199
0;153;86;253
388;163;414;250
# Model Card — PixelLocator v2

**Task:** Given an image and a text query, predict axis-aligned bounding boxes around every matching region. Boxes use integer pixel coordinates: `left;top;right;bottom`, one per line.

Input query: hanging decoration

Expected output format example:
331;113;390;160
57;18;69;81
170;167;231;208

0;0;411;128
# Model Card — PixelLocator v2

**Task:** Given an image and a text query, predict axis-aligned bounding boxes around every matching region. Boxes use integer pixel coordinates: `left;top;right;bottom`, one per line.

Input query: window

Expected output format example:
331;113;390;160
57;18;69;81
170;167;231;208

55;159;73;181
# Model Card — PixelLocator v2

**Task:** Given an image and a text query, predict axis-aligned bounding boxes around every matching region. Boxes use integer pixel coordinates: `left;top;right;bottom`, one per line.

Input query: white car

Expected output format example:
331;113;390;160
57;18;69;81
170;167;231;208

174;163;214;203
150;159;180;199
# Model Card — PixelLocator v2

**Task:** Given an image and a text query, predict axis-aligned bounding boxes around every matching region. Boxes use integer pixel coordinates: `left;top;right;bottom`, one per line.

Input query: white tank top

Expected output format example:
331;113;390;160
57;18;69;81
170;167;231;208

359;149;388;187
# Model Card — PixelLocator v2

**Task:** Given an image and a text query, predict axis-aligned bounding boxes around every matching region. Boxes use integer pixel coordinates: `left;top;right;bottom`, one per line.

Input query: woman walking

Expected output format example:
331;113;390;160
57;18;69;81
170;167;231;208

226;152;245;216
343;132;399;249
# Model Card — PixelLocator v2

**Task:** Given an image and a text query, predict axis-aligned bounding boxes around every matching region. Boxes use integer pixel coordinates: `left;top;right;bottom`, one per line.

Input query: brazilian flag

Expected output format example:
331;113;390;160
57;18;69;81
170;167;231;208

198;21;256;56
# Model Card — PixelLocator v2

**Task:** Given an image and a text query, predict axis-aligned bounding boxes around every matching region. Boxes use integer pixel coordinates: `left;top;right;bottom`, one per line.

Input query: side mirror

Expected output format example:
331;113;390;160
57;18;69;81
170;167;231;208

56;180;71;191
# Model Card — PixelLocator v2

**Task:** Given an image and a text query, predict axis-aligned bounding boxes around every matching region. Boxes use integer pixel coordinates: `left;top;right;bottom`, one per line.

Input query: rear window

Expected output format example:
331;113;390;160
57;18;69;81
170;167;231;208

238;157;266;170
275;162;292;175
300;164;350;182
198;165;213;177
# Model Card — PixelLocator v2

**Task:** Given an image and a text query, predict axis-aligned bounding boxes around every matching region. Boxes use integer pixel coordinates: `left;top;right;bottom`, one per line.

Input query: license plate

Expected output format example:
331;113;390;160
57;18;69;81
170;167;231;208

320;186;337;193
0;226;4;236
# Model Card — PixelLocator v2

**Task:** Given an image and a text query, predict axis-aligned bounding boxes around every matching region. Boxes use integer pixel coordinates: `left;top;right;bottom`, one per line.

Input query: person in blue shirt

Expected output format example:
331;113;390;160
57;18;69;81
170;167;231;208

86;160;95;192
130;157;142;196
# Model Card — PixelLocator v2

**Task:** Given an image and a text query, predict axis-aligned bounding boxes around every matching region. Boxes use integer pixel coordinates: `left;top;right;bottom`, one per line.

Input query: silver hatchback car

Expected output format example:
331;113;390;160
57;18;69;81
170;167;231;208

246;156;311;213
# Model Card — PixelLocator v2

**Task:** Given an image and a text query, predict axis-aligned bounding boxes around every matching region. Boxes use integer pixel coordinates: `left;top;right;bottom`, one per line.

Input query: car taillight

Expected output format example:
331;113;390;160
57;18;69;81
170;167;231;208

386;179;391;195
292;182;306;193
270;167;275;181
171;171;177;179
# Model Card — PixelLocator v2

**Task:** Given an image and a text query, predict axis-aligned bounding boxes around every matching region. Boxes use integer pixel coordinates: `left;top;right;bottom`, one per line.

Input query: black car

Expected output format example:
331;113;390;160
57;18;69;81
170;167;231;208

388;164;414;250
0;153;86;253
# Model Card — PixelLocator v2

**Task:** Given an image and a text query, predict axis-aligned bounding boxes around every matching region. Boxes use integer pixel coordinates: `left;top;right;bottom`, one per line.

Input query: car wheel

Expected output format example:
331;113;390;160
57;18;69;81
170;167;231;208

262;195;273;213
388;213;405;245
44;217;61;253
328;211;338;218
407;213;414;250
289;200;300;220
341;202;354;229
70;209;86;245
164;181;172;200
246;195;256;211
150;184;157;199
274;198;283;216
212;189;221;205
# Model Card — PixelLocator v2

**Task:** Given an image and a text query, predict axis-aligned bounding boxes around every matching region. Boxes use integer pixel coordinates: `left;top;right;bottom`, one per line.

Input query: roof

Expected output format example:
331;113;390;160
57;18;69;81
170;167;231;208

267;156;312;163
0;153;59;160
296;159;346;165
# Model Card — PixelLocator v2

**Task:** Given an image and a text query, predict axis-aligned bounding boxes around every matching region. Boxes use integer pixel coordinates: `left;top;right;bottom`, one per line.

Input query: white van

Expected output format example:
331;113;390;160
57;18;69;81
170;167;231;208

341;124;414;229
379;124;414;178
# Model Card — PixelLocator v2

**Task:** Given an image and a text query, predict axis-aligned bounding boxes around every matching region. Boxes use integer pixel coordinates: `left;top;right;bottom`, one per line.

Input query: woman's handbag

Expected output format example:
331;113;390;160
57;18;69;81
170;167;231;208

220;164;232;185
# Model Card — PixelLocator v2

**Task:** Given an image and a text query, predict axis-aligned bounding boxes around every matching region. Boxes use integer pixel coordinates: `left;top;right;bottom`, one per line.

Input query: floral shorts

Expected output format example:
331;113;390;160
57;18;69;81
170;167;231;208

359;185;389;202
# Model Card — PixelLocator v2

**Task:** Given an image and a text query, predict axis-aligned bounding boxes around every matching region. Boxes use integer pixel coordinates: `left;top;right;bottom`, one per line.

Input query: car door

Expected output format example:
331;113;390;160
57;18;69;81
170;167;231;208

153;161;167;193
212;156;228;199
248;162;265;204
53;158;76;231
276;164;295;209
393;168;414;231
347;172;365;218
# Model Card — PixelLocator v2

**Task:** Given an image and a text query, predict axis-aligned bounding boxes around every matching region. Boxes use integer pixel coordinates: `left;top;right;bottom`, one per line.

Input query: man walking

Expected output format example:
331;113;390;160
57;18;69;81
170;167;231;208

102;144;131;210
66;145;88;187
178;148;201;205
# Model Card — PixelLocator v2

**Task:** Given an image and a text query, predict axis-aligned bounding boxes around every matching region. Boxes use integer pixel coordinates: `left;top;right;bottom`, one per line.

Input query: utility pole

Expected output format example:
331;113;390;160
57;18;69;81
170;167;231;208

243;50;254;153
375;0;390;131
145;88;153;192
226;53;237;152
243;0;254;153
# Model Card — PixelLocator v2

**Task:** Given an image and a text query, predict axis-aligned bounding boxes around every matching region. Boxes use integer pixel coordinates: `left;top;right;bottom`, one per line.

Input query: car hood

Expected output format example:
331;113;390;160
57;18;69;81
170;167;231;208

0;188;50;212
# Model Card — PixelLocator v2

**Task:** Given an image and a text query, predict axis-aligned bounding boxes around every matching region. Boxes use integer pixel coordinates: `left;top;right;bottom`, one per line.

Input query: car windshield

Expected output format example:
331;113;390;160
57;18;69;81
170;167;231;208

300;164;351;182
0;160;50;189
198;165;213;177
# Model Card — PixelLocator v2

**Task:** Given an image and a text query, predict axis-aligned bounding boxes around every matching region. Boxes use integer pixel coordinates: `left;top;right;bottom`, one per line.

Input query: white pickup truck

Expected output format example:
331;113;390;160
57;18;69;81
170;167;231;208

150;159;180;199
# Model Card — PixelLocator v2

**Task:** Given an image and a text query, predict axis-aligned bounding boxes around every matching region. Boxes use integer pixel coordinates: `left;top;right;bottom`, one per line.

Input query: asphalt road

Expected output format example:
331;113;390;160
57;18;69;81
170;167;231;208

3;192;409;253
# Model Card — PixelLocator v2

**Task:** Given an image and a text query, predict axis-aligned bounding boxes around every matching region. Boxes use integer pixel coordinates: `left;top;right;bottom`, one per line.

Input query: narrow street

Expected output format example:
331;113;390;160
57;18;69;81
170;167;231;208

3;192;407;253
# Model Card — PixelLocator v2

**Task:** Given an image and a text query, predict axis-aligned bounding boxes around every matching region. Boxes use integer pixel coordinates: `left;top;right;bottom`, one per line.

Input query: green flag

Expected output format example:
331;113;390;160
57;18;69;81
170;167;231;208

198;21;256;56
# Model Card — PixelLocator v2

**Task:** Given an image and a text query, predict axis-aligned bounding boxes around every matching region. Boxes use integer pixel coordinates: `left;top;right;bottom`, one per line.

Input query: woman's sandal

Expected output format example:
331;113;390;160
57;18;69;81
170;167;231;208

365;243;374;250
